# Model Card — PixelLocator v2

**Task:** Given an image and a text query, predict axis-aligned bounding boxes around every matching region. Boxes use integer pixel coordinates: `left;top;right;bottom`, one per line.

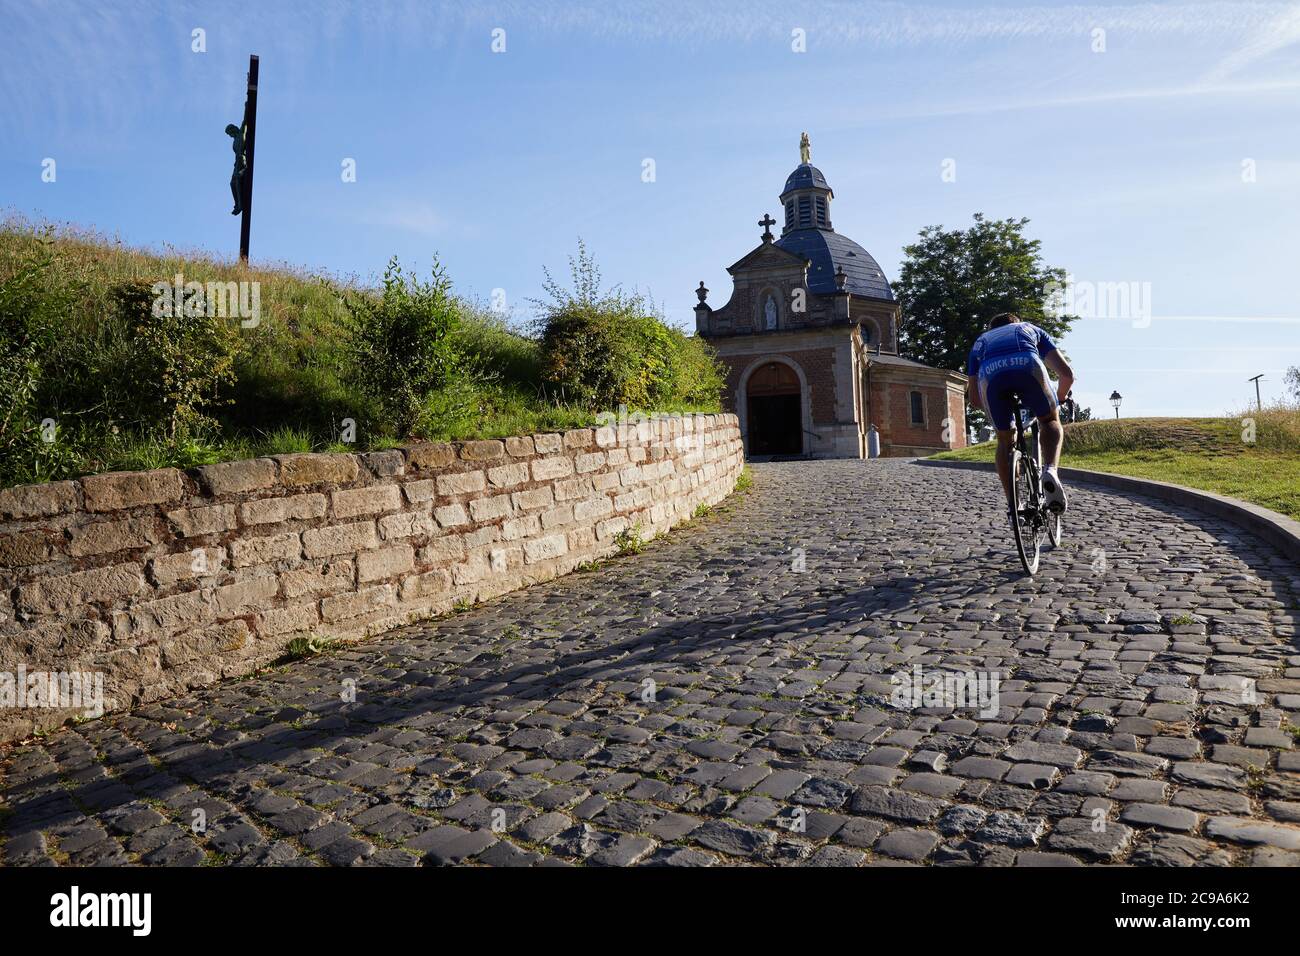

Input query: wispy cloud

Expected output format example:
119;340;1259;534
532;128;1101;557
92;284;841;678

862;75;1300;123
470;1;1292;47
359;200;445;238
1203;4;1300;82
5;1;1293;141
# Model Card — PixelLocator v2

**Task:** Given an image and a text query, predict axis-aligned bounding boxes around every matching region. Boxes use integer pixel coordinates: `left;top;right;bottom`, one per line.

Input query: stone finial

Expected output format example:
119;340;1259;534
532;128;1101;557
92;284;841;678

834;264;848;292
696;281;709;304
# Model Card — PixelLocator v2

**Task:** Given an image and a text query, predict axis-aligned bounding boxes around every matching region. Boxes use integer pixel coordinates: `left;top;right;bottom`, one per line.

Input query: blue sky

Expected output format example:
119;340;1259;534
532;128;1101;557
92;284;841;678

4;0;1299;418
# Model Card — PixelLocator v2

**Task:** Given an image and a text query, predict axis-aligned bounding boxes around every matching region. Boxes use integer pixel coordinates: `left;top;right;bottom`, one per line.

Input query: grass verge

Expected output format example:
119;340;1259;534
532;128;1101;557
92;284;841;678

931;412;1300;520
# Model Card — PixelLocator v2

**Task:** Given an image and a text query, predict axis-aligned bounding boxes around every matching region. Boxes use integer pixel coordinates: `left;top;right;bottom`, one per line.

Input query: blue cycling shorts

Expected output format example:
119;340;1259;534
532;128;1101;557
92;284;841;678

978;353;1057;431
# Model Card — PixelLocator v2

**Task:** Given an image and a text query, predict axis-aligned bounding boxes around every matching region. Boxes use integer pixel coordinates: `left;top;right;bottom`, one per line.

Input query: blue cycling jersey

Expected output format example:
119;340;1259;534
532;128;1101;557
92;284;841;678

966;322;1057;381
967;322;1060;431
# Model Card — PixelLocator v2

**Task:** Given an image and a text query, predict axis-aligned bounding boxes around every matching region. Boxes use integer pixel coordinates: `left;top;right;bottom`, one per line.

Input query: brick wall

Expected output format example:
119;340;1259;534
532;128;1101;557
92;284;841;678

718;347;836;423
867;379;966;456
947;388;969;450
884;382;943;448
0;415;744;742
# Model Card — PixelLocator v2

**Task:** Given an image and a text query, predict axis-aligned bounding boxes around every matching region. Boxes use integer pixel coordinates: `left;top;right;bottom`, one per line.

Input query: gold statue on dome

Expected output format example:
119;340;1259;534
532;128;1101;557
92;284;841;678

799;132;811;165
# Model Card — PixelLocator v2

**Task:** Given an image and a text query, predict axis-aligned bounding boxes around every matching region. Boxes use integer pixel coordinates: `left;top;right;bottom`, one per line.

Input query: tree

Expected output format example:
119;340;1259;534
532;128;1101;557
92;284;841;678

1285;365;1300;401
895;213;1079;374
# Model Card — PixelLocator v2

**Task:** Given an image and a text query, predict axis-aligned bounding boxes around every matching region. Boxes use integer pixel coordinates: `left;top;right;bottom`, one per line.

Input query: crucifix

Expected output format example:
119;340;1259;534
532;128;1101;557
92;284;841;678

230;54;259;262
758;213;776;242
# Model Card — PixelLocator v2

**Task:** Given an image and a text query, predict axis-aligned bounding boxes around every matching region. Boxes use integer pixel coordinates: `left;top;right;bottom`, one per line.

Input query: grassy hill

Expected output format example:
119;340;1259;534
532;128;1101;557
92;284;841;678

932;413;1300;520
0;218;721;488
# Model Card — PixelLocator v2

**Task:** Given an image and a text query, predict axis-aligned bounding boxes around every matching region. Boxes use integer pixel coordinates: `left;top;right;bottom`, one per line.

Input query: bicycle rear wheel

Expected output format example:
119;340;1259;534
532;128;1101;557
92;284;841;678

1009;446;1042;575
1046;508;1062;547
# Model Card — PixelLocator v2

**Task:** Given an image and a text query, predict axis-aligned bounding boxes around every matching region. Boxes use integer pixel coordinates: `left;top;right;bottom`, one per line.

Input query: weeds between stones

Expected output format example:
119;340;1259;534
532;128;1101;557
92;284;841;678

281;635;341;662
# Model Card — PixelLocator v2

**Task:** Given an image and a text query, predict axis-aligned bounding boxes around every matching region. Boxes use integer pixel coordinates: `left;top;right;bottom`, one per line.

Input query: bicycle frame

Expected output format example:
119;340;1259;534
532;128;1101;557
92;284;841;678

1007;394;1058;575
1013;403;1042;476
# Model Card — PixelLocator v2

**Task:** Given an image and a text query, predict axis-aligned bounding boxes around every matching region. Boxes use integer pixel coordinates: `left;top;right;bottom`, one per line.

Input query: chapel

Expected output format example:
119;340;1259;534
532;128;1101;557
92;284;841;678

695;136;968;458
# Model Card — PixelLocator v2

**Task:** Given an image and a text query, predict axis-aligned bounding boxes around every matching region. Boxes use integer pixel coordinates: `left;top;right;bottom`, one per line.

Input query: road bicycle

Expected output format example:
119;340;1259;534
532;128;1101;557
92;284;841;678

1007;393;1062;575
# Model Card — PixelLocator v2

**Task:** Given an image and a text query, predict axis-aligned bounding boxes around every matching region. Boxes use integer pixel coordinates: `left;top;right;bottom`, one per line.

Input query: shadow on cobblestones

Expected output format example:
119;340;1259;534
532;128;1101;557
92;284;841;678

3;459;1298;867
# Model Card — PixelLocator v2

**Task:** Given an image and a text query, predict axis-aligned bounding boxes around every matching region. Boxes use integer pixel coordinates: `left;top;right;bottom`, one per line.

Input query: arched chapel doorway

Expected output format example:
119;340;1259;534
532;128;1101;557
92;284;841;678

746;361;802;456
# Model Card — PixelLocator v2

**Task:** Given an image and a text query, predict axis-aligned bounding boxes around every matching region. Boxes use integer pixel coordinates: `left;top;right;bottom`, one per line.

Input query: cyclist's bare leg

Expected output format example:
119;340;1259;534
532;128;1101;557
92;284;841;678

994;430;1014;499
1037;408;1063;469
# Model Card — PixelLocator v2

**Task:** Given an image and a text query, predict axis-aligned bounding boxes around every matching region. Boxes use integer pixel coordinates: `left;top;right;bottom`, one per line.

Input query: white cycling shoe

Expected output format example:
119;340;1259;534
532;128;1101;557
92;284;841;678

1042;466;1068;513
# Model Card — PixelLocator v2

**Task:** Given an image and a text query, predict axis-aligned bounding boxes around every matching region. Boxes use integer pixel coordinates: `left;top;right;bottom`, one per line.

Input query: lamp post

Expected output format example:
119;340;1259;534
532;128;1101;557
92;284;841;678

1109;390;1123;419
1248;374;1264;412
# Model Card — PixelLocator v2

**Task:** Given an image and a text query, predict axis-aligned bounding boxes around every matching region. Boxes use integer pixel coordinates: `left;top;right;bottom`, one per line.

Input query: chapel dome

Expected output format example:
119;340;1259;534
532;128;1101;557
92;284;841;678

776;229;895;301
781;163;831;196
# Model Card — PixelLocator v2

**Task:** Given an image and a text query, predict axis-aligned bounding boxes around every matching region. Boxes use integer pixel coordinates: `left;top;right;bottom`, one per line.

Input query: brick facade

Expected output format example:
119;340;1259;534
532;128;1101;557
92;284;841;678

700;274;967;459
695;150;967;458
720;346;837;424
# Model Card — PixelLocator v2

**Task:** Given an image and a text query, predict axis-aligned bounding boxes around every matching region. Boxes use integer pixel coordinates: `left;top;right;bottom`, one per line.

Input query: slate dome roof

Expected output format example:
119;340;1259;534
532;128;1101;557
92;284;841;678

765;157;895;301
776;229;895;302
782;163;830;195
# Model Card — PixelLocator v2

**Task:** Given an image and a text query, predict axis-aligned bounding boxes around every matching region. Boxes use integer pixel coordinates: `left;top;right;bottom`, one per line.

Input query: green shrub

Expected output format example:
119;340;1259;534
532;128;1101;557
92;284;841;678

0;255;58;482
111;281;243;441
0;251;96;485
533;241;724;412
662;325;728;408
340;256;461;439
0;222;726;490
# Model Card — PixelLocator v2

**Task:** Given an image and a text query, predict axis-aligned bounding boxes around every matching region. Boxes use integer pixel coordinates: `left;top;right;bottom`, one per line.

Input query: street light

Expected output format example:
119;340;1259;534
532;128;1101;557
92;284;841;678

1109;390;1123;419
1249;374;1264;412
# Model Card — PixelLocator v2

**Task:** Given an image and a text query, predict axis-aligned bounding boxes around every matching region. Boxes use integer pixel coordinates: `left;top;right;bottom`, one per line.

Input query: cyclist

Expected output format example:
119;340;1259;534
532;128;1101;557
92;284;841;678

965;313;1075;520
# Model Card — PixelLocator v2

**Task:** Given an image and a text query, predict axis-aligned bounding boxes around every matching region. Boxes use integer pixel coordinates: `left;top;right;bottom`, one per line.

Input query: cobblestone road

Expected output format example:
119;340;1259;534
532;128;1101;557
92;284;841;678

3;459;1298;867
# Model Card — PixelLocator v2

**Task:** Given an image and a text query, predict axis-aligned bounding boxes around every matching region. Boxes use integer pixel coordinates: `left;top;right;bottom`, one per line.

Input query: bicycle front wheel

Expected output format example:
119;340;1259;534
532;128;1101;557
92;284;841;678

1009;447;1041;575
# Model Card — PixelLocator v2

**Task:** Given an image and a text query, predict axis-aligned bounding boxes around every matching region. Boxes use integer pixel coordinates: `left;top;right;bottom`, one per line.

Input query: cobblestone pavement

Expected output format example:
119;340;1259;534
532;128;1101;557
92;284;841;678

3;459;1298;867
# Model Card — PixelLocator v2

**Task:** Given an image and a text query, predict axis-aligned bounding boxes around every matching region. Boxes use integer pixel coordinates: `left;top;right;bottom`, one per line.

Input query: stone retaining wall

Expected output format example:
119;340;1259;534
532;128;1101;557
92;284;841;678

0;414;744;743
